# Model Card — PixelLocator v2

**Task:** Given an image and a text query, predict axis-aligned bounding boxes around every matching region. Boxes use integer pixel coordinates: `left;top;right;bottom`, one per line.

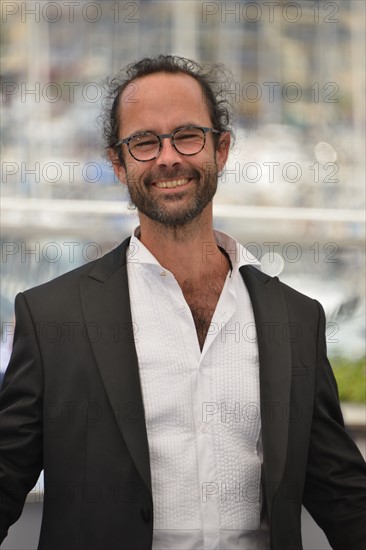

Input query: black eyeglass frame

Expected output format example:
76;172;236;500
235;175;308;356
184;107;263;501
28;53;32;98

114;126;221;162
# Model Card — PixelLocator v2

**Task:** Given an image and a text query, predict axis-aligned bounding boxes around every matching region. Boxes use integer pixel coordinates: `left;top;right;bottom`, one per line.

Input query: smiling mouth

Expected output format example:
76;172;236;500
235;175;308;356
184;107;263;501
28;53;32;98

153;178;190;189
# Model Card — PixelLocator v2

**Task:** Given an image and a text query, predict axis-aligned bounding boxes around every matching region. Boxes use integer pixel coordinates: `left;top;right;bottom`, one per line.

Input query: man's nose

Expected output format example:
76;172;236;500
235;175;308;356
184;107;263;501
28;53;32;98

155;136;183;166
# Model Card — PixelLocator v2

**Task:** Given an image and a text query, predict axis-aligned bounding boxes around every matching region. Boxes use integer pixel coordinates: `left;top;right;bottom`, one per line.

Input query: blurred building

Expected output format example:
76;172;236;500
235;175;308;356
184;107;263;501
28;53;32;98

1;0;365;358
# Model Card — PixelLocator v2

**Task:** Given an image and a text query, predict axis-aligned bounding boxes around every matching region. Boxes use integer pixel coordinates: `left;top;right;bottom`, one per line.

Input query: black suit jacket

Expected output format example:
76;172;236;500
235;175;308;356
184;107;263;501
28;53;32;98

0;237;365;549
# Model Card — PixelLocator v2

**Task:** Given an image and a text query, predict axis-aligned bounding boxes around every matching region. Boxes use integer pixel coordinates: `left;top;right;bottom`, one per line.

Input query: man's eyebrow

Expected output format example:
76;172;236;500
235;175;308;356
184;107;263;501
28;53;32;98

127;123;202;136
173;122;202;129
122;128;156;137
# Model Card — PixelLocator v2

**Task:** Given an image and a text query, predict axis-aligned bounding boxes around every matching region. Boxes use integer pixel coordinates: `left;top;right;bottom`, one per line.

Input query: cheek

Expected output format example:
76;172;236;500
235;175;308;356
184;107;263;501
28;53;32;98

125;162;146;184
199;150;218;174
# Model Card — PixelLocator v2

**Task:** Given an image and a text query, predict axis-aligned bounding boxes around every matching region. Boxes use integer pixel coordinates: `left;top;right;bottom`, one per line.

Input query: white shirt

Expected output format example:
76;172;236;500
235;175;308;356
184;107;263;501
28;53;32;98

126;227;270;550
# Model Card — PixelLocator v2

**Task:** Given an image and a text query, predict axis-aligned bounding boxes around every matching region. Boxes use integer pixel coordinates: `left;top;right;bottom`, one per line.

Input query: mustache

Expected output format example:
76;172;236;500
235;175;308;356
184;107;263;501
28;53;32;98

144;168;201;186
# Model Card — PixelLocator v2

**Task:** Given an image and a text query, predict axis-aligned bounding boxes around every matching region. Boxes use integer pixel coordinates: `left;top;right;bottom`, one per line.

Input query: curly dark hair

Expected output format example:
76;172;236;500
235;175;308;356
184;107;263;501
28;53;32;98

101;55;235;167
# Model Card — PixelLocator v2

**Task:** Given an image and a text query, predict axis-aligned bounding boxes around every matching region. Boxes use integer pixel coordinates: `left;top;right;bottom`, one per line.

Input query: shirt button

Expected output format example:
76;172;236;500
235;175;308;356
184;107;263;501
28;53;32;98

160;270;167;277
140;507;151;523
200;423;209;433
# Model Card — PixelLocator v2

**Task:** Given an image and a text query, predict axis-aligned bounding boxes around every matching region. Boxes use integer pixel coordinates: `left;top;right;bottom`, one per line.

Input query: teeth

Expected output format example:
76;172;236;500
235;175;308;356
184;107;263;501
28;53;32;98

154;179;189;189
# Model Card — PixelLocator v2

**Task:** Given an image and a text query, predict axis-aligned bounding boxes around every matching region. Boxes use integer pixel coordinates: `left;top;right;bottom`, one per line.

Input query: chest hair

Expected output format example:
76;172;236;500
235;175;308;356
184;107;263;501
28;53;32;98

181;267;229;350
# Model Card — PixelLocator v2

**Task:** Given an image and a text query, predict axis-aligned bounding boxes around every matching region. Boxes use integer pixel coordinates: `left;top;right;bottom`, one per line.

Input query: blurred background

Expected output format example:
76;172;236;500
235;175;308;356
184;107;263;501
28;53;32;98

0;1;365;548
1;0;365;387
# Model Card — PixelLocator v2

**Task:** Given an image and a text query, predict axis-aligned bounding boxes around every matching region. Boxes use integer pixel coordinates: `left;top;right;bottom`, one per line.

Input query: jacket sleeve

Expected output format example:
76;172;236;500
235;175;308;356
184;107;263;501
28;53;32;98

303;300;366;550
0;293;44;543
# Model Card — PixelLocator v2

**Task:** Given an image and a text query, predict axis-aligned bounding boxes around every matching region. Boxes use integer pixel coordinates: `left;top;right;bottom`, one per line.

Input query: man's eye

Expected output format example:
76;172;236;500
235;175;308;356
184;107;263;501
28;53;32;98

177;134;194;140
132;139;157;149
176;132;202;141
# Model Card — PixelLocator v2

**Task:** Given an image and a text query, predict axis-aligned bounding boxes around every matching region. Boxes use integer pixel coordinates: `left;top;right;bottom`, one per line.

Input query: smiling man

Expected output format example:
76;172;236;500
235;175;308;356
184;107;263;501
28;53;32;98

113;72;224;227
0;55;365;550
109;69;232;350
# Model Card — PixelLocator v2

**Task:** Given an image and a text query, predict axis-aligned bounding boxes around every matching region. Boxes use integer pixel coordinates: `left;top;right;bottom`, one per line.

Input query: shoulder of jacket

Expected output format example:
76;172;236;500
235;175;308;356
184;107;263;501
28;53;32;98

22;237;131;299
241;264;319;311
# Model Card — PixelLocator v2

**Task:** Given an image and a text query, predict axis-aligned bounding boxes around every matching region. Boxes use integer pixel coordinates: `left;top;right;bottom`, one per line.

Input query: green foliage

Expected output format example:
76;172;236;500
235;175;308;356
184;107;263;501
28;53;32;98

331;356;366;403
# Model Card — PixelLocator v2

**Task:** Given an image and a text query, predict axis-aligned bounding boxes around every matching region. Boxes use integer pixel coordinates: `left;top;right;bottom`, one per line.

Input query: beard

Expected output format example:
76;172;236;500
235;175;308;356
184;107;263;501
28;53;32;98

125;163;218;228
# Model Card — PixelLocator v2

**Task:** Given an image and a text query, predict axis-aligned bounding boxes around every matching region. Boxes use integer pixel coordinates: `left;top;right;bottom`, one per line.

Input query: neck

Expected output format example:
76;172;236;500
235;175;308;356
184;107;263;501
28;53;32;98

137;205;227;280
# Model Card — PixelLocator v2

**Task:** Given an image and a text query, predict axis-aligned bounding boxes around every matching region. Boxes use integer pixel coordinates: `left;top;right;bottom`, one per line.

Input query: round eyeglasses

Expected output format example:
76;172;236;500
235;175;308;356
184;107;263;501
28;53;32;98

114;126;221;162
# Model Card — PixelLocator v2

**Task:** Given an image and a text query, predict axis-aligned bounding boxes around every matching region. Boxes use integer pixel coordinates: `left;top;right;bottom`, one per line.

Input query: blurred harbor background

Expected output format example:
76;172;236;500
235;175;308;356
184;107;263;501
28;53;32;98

1;0;365;365
0;2;365;548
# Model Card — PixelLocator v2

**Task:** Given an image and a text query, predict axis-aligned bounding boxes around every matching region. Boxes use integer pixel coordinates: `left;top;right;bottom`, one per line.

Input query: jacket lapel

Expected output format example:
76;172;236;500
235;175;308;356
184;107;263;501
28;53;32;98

240;265;292;517
79;238;152;496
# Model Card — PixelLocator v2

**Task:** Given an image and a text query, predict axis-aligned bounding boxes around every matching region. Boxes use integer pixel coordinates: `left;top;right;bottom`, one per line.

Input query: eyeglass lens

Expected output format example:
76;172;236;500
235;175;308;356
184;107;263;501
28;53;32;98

129;127;205;160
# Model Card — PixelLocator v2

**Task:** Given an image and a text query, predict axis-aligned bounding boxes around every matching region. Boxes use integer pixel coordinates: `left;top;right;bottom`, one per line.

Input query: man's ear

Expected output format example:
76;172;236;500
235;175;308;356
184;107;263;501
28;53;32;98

215;131;231;173
108;147;127;184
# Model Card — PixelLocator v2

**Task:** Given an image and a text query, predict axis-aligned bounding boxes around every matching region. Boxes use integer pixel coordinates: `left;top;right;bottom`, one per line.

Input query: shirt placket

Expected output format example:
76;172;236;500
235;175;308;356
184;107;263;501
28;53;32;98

196;275;237;550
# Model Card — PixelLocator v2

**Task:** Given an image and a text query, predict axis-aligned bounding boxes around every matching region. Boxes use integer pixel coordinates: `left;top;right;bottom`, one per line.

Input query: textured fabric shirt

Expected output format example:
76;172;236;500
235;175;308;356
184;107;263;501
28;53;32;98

126;227;270;549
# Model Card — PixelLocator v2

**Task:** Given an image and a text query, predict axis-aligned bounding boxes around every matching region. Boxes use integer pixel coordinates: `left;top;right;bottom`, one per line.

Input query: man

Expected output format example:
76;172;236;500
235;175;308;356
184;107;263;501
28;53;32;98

0;55;365;550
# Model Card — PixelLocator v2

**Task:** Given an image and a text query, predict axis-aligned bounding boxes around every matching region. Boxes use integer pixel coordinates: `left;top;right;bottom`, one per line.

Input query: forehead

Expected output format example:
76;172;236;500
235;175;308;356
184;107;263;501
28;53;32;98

118;72;212;134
